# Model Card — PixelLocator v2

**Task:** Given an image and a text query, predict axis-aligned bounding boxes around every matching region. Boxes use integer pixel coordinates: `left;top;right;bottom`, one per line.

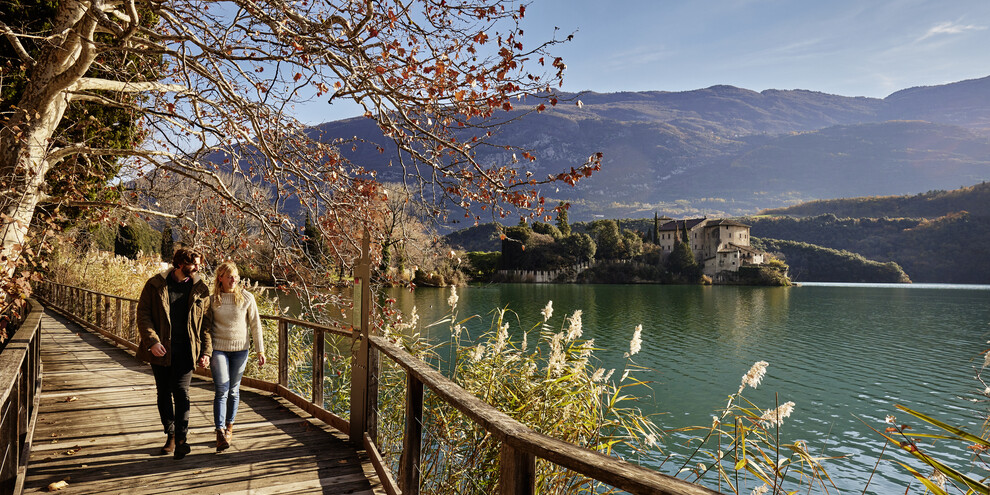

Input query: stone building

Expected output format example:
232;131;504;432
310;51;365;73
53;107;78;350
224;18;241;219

657;218;766;277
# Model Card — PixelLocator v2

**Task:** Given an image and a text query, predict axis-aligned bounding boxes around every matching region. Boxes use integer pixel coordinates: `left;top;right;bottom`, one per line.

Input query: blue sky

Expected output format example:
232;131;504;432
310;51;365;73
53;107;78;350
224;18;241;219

306;0;990;124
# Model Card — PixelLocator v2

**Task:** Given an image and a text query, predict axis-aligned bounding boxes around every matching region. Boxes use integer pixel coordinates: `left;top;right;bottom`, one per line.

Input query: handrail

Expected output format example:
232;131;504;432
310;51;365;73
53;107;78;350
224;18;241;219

369;334;718;495
33;277;720;495
0;299;44;495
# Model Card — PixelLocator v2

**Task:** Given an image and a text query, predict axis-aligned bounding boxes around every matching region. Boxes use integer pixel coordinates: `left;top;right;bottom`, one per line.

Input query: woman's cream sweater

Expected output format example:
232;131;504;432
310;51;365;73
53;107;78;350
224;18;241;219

209;292;264;354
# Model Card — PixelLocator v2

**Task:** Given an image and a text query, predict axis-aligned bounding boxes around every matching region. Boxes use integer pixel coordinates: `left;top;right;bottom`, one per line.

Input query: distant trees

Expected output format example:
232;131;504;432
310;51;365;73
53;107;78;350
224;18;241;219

500;222;597;270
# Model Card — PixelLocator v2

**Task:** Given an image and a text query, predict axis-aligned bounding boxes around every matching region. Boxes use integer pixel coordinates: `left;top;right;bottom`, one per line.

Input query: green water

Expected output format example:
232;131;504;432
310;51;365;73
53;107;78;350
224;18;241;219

386;282;990;493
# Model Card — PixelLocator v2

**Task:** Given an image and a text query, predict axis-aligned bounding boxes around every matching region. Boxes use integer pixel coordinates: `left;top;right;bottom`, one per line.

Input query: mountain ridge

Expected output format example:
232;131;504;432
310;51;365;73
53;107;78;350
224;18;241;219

309;75;990;223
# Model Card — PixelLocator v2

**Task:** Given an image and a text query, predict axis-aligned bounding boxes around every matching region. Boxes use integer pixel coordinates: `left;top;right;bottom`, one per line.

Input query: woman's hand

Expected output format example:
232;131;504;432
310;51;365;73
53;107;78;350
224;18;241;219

258;352;267;366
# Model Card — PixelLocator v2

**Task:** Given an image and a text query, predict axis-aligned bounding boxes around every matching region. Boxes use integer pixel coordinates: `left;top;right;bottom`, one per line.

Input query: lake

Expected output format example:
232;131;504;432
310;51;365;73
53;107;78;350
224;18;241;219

385;282;990;493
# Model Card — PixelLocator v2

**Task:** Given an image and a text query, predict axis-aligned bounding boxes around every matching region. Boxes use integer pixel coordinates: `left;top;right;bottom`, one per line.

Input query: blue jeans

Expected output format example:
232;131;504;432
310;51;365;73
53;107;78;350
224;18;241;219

211;349;249;429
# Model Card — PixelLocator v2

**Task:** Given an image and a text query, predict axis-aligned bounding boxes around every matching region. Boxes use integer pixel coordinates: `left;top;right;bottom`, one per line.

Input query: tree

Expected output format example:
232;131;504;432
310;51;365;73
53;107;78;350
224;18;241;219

532;221;562;240
560;232;595;263
652;212;659;244
622;230;643;258
114;217;161;259
589;219;625;260
303;213;324;263
160;223;174;261
556;202;571;236
666;231;700;280
0;0;601;307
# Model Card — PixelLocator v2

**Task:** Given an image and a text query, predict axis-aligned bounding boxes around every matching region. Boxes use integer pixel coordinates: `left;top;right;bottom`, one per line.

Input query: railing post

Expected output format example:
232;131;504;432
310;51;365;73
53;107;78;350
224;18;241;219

349;228;374;444
278;319;288;387
128;300;137;342
499;443;536;495
313;329;325;407
399;373;423;495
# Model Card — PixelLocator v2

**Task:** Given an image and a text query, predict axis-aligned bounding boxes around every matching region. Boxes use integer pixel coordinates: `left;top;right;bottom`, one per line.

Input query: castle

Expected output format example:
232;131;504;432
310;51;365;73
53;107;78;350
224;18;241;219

657;218;766;277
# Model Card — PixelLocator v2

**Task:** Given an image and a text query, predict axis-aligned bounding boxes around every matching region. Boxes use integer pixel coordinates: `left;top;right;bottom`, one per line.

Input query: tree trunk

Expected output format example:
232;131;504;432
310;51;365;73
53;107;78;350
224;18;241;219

0;0;93;269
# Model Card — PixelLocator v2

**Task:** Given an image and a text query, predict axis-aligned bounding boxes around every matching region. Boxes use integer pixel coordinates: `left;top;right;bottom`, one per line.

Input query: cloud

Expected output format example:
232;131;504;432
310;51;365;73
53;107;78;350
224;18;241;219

919;21;986;41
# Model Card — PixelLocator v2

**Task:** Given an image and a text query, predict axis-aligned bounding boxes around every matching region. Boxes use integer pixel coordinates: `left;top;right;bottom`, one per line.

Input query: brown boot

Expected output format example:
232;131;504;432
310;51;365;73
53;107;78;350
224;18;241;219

224;424;233;448
216;428;230;452
160;434;175;455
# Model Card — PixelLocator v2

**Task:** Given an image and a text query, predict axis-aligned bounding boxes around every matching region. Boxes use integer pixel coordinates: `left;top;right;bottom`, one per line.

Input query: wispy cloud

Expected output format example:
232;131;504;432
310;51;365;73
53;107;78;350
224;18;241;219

919;20;986;41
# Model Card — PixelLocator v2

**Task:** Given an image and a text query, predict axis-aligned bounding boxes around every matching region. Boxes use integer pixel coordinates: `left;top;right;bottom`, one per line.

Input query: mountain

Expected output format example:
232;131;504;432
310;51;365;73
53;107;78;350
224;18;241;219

311;76;990;224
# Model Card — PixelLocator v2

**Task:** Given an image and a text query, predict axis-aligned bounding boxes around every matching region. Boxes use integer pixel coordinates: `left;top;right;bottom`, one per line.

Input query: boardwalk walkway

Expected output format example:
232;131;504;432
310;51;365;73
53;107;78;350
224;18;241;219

22;309;384;494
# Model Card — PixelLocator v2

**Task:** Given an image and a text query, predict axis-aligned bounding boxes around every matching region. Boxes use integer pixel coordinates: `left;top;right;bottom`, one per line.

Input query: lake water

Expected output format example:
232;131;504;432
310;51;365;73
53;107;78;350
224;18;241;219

385;282;990;493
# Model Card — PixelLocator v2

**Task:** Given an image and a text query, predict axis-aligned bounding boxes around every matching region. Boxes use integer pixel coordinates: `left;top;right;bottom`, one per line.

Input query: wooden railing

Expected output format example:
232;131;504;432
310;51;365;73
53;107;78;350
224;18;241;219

0;299;43;495
34;255;720;495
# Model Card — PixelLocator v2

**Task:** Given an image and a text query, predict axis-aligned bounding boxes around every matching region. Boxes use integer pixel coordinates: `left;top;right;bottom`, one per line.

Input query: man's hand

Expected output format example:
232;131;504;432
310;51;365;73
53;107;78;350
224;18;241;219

150;342;166;357
197;355;211;368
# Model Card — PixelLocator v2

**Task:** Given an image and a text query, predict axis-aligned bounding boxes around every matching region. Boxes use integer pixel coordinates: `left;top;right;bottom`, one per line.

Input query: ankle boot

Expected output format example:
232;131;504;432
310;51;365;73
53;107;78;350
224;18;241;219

225;424;233;446
216;427;230;452
160;434;175;455
173;439;190;459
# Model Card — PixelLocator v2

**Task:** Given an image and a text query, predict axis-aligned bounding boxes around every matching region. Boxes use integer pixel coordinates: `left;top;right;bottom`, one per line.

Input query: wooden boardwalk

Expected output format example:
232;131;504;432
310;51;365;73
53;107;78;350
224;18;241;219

21;310;384;494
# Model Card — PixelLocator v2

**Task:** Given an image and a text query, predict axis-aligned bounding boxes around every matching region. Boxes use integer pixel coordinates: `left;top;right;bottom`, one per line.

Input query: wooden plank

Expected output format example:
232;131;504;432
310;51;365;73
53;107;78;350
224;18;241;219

499;442;535;495
400;373;423;495
23;310;386;495
364;432;400;495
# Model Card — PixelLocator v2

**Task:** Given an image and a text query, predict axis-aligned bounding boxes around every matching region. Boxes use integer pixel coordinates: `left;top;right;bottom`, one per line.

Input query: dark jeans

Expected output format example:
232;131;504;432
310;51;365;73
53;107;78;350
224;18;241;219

151;354;194;441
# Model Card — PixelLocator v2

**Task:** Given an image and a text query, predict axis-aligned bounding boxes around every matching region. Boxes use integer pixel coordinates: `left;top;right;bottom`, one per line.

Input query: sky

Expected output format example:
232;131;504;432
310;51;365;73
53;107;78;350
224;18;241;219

304;0;990;124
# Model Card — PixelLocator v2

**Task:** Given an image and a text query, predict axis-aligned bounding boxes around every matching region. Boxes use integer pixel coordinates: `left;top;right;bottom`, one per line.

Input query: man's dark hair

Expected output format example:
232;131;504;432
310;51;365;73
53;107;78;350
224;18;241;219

172;247;202;268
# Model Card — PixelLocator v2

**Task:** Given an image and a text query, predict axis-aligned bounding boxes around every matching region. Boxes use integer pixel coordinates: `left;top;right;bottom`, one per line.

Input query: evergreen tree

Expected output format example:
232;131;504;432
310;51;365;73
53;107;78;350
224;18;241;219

303;213;324;262
160;223;174;261
556;202;571;236
666;239;698;277
653;212;660;244
115;220;160;259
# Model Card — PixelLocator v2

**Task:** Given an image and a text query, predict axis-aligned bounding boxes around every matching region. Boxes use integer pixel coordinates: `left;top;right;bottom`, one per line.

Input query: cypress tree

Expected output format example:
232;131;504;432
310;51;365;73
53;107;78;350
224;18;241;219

555;202;571;236
160;223;174;261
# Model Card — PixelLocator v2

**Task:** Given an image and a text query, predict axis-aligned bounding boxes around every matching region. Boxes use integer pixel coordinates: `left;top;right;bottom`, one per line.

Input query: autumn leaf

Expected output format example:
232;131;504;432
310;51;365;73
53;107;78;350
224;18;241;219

47;480;69;492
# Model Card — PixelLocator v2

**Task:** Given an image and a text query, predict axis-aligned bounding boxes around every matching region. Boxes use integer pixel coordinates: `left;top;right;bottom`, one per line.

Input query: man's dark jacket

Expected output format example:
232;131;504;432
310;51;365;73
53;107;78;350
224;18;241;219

136;269;212;366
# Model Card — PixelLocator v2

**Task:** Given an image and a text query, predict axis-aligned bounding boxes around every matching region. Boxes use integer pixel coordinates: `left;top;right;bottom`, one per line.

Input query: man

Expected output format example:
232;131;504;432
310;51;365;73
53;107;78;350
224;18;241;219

136;247;212;459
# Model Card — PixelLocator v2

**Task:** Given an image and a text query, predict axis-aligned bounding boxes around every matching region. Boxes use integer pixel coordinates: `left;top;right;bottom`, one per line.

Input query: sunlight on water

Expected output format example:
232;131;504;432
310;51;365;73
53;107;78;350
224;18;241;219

388;283;990;493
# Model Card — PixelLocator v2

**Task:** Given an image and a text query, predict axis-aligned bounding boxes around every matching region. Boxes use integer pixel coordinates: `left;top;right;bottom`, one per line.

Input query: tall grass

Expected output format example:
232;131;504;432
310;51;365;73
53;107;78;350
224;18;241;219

669;360;839;494
374;290;665;493
45;243;165;299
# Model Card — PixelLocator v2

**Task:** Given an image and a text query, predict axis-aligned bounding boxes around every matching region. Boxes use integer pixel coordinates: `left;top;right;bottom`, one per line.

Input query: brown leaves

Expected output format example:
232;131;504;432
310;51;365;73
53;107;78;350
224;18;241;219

46;480;69;492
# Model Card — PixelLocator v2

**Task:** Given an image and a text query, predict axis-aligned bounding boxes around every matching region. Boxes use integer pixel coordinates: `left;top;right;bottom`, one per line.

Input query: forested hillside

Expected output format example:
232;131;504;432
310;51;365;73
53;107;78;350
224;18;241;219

751;239;910;283
746;212;990;283
760;181;990;218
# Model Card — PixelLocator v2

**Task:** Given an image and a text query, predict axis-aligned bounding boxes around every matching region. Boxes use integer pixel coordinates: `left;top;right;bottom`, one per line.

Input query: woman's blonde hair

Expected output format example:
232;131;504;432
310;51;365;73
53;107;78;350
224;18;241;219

212;261;245;307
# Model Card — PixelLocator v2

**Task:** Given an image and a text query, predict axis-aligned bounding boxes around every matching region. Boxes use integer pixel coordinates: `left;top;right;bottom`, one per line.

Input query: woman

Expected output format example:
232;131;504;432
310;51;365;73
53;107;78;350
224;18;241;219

205;262;266;452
